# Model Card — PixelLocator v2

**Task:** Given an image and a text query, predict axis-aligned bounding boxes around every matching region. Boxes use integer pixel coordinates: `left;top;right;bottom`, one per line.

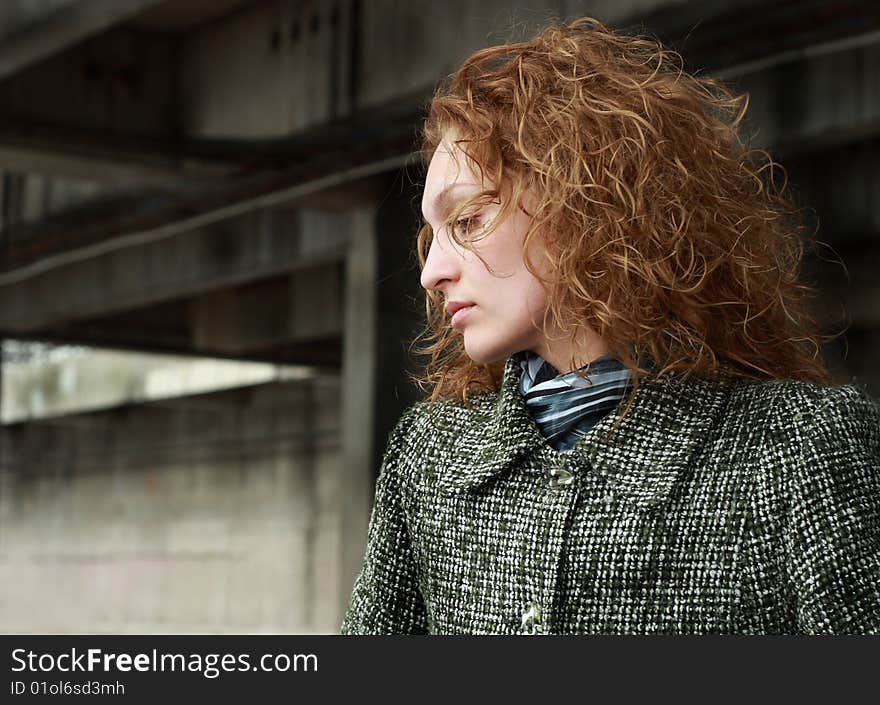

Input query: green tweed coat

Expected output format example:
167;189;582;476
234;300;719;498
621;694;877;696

341;351;880;634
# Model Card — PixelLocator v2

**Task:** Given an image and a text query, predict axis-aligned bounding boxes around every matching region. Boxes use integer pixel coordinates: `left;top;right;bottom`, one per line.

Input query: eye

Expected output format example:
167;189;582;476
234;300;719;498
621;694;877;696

452;214;480;237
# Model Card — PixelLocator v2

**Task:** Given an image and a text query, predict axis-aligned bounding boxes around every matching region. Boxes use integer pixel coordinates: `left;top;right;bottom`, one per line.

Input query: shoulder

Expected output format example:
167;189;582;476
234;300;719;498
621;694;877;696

380;391;499;474
752;381;880;633
776;379;880;485
708;377;880;515
391;392;498;449
747;377;877;448
733;378;880;514
724;376;879;440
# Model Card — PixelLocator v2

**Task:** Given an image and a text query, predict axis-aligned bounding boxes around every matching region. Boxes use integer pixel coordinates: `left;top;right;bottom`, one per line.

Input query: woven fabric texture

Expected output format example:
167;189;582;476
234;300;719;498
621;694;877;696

341;351;880;634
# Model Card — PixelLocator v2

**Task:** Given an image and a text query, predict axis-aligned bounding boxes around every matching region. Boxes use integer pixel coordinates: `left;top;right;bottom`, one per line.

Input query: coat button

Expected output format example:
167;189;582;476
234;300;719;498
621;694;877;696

521;602;544;634
548;465;574;489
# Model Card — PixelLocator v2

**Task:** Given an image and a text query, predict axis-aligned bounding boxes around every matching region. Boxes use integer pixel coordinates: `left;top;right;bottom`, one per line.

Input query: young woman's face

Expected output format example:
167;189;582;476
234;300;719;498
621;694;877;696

420;136;551;365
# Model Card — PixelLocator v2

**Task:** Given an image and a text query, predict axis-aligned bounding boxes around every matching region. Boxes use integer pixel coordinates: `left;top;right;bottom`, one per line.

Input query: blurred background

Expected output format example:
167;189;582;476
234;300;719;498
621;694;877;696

0;0;877;634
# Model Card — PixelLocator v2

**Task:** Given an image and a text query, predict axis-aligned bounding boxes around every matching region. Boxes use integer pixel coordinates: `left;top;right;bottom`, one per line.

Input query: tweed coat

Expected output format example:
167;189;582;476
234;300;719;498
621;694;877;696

341;351;880;634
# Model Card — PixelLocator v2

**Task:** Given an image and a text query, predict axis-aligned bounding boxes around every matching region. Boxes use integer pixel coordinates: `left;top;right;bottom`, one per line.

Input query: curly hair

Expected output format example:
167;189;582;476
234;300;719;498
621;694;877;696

410;15;833;414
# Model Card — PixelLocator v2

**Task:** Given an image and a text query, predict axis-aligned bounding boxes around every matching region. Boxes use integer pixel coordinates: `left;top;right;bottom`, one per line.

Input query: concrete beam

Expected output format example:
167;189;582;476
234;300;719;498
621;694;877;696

629;0;880;72
0;124;234;187
0;140;410;275
733;34;880;157
0;0;875;188
0;208;350;332
180;0;729;139
0;25;177;145
0;0;166;79
180;0;356;138
0;0;161;78
192;264;342;355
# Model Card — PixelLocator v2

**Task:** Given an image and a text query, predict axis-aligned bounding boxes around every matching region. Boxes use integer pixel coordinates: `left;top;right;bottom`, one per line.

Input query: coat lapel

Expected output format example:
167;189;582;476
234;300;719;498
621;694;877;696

582;371;733;508
432;351;733;508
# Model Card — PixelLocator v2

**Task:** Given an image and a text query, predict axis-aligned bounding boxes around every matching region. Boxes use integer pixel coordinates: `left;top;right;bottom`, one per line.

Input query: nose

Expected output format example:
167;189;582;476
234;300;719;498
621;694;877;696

420;228;462;292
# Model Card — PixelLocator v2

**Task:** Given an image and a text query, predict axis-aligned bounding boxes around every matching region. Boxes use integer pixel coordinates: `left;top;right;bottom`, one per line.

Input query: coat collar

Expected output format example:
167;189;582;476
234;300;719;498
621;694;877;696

432;351;734;508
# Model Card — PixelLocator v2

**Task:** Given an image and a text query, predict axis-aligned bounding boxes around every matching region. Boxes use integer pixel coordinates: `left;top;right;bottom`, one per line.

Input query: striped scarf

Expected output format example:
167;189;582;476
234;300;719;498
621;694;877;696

517;351;632;451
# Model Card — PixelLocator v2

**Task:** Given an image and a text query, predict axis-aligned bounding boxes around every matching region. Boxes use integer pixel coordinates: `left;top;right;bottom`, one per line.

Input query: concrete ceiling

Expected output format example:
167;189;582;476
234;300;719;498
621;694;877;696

1;0;878;368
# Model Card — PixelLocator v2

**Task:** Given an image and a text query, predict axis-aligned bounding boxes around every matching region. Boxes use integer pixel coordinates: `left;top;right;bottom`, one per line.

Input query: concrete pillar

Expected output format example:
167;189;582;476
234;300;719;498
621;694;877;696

338;206;378;620
372;169;425;475
336;172;427;625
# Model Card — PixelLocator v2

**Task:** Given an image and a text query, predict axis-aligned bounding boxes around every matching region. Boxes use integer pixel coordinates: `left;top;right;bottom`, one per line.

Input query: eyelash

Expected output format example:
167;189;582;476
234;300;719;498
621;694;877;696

452;214;480;235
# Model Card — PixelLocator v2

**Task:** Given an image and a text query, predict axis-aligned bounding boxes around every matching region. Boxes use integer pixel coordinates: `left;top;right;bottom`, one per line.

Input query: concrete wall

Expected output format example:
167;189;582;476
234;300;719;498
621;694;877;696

0;374;344;633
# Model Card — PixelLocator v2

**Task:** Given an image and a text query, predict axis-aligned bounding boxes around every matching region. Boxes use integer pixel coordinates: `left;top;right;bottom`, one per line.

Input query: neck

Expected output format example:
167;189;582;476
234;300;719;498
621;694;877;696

531;328;612;374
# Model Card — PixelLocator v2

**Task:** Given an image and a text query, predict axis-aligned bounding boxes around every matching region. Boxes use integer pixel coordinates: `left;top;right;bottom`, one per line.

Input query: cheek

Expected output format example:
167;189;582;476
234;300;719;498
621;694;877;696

523;276;548;315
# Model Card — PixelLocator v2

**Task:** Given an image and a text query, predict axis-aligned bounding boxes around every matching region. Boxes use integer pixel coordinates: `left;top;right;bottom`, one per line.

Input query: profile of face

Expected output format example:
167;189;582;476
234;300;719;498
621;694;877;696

419;135;552;365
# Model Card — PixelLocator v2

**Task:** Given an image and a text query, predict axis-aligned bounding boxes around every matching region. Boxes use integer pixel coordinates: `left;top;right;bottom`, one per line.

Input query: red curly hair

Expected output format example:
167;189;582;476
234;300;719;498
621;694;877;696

410;16;833;411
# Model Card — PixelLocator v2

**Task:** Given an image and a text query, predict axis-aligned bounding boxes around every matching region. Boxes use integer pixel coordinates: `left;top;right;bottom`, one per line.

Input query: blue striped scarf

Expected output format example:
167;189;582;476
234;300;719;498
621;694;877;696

517;351;633;451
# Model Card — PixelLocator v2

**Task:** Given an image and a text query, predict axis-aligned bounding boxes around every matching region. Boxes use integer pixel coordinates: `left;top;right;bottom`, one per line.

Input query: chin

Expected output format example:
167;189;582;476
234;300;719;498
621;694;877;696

462;337;516;366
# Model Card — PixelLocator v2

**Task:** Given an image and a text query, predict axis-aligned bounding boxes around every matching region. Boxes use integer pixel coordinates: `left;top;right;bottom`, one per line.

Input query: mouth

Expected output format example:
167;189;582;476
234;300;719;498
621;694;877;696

450;304;475;329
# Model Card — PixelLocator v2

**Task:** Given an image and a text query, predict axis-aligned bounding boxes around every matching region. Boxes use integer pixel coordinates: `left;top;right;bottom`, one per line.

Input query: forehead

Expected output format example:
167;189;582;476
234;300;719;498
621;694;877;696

421;140;487;220
425;139;473;182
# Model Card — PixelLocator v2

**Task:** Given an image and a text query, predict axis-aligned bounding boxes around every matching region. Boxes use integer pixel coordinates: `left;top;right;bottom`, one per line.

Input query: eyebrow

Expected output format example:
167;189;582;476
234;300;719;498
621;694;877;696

422;183;481;226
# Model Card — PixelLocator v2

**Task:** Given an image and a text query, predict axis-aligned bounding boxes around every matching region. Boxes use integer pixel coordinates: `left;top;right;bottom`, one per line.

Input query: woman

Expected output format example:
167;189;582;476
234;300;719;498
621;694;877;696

341;16;880;634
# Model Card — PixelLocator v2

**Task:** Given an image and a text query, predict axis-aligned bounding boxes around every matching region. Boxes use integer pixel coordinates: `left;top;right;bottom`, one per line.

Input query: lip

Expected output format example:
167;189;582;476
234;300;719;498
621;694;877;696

445;300;475;317
447;302;475;329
